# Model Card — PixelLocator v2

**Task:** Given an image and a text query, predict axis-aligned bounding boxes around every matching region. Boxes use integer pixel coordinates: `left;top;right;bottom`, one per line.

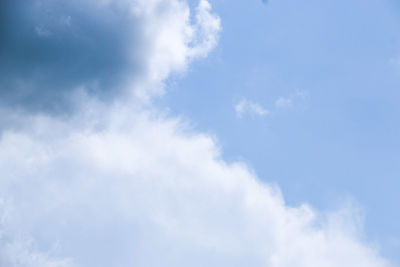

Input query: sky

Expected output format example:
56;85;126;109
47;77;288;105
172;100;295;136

0;0;399;266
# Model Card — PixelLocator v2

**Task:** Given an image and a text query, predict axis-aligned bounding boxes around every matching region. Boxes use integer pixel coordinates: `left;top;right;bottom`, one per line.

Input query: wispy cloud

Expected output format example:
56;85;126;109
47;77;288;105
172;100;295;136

35;26;51;37
275;90;308;108
235;98;269;118
235;90;308;119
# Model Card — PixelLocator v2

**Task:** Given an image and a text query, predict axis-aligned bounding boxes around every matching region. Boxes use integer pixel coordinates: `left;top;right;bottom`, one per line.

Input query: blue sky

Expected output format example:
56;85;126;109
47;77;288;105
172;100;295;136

0;0;399;266
162;0;400;261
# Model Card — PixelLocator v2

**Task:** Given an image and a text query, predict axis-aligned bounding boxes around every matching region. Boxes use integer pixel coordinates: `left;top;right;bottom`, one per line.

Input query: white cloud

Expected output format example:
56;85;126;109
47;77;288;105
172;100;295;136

0;104;393;267
275;90;308;109
0;1;393;267
96;0;220;100
235;99;269;118
129;0;221;100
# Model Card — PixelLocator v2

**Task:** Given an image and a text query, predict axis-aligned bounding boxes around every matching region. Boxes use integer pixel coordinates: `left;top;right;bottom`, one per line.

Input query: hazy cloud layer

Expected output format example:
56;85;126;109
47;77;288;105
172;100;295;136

0;0;394;267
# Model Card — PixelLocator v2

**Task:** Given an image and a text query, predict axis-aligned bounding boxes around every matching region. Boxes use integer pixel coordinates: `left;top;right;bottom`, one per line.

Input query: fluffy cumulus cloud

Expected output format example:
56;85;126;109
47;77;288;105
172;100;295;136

0;0;394;267
0;106;393;267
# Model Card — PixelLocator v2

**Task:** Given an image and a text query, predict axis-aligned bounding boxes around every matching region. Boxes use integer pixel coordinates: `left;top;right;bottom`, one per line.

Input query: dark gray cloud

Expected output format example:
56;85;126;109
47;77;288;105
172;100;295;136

0;0;143;113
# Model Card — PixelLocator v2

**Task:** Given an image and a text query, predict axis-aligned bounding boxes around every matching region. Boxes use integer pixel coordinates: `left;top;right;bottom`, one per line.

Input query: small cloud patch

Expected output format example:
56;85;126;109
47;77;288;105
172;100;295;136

235;98;269;118
35;26;51;37
275;90;308;109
